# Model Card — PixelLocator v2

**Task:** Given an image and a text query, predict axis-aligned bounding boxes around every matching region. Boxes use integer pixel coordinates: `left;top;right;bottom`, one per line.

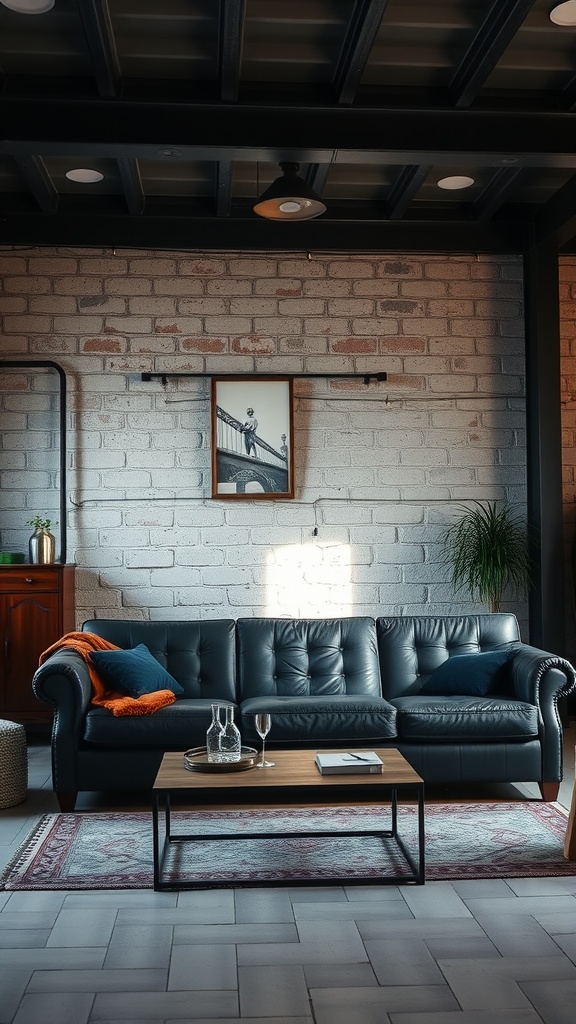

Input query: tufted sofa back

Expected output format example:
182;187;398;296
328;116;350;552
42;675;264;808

236;617;382;699
81;619;236;701
376;614;521;700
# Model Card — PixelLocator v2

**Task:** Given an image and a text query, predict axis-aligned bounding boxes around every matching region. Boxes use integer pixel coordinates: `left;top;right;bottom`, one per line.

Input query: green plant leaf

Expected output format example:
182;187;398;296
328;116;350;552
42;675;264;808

441;500;531;611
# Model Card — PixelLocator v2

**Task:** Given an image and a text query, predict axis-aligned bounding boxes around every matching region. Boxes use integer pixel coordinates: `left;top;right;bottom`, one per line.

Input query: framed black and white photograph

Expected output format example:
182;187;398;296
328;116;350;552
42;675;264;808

211;377;294;499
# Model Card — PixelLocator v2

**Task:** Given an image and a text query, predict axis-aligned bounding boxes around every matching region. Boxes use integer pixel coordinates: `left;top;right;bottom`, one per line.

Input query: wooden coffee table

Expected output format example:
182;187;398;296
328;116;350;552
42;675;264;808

152;746;425;890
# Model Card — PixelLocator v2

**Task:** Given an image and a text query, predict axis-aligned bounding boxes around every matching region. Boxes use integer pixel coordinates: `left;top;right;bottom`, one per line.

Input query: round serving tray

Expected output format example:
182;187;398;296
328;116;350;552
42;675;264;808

183;746;259;773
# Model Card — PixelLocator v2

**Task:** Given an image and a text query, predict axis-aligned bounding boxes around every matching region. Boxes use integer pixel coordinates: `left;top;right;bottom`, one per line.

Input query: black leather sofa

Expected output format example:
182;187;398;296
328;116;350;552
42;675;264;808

32;613;575;810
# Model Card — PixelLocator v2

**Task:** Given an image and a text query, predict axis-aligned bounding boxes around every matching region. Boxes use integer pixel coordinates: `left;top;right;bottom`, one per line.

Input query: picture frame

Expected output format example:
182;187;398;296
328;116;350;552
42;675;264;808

211;377;294;499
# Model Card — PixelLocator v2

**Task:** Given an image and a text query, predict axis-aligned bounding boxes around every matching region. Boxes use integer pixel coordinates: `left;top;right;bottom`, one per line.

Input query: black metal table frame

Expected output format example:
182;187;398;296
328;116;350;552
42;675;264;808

152;782;425;890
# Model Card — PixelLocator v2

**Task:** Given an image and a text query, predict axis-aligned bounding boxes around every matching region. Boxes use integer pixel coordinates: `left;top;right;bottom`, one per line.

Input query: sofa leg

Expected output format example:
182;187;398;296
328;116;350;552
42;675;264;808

57;791;77;812
539;782;559;802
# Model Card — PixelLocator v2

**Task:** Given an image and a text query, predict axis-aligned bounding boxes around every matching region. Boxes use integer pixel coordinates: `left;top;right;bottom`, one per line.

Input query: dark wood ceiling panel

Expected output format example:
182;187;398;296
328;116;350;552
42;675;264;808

1;0;576;251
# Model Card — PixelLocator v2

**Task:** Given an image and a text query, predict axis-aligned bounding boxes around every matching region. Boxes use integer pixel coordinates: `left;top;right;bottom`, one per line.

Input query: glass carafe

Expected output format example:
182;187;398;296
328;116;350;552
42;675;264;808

219;705;241;762
206;703;224;762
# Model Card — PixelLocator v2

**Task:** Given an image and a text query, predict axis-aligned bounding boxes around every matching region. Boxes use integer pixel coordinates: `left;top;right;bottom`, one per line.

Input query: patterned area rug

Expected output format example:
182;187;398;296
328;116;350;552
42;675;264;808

1;802;573;890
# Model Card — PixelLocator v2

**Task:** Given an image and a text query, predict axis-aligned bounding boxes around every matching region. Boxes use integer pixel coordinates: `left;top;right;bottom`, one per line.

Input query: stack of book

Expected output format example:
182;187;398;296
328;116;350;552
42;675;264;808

315;751;383;775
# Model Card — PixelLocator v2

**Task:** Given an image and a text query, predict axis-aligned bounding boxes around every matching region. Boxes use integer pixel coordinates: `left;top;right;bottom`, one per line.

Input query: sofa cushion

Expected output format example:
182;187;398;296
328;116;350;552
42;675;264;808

82;619;237;701
236;617;383;699
420;649;513;697
391;695;538;742
376;614;521;700
84;700;238;749
89;644;185;697
240;695;397;745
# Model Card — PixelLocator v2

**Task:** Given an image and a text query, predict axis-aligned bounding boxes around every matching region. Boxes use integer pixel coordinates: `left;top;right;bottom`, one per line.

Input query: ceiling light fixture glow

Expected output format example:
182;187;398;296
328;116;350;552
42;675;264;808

0;0;54;12
437;175;475;190
65;168;104;183
254;162;326;221
550;2;576;26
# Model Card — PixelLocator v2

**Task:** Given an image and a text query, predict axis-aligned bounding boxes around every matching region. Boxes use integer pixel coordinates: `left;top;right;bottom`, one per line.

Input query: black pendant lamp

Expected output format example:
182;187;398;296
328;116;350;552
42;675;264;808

253;162;326;221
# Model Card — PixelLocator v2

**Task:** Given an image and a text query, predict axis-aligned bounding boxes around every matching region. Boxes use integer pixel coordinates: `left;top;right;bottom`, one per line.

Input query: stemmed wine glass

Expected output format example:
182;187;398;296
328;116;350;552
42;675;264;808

255;713;275;768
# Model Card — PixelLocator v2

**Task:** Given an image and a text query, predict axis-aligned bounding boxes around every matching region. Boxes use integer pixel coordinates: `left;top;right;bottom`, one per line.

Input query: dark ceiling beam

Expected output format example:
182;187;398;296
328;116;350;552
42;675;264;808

77;0;121;99
560;74;576;112
2;100;576;168
534;171;576;249
14;156;59;214
473;167;525;220
449;0;537;109
333;0;390;105
305;161;333;196
117;158;144;216
215;160;233;217
218;0;245;103
0;208;530;254
385;165;431;220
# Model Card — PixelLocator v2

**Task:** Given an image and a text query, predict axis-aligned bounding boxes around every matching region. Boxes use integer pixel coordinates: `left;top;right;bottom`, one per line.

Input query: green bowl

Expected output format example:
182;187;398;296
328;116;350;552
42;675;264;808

0;552;26;564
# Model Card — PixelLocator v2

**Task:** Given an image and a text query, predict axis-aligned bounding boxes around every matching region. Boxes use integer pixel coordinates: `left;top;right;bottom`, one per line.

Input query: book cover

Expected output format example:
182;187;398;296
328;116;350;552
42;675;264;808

315;751;383;775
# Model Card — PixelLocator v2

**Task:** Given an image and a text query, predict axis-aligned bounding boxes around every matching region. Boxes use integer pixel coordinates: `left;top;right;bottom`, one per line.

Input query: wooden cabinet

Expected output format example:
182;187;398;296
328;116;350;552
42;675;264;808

0;564;75;724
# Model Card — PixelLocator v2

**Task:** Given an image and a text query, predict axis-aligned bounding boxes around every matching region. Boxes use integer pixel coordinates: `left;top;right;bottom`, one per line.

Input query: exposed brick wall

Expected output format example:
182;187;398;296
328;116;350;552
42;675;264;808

1;247;527;627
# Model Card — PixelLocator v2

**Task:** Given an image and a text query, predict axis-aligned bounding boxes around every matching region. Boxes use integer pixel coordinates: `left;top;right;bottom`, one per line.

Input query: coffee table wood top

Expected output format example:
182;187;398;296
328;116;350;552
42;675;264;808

154;747;422;792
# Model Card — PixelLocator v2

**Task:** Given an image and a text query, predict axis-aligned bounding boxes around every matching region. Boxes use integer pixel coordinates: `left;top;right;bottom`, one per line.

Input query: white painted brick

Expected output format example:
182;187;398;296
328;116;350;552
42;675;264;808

29;256;79;273
253;316;302;334
175;548;225;567
226;546;268;566
229;258;277;277
0;247;530;625
150;568;202;590
278;259;326;278
102;431;152;449
178;258;227;277
250;527;303;546
209;278;252;295
123;587;175;607
73;547;124;567
354;280;400;296
125;549;175;568
201;527;250;546
98;528;151;547
2;470;51;489
350;318;399;335
174;586;226;605
328;261;374;279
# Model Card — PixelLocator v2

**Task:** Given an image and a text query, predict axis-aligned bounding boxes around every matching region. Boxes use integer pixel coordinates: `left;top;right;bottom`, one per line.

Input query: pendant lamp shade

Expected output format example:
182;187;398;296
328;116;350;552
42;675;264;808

253;162;326;221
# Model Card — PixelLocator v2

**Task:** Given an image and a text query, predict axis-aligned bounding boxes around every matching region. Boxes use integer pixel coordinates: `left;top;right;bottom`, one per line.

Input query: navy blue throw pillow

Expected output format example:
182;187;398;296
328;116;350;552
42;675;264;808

89;643;184;697
420;649;513;697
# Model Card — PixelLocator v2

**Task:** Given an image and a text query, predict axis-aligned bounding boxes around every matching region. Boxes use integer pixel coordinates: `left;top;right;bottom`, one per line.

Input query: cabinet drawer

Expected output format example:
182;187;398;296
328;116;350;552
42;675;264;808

0;567;62;592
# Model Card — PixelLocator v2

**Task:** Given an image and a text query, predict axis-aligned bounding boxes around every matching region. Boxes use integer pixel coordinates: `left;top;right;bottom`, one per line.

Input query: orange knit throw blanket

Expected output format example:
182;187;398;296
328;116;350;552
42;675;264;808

39;632;177;716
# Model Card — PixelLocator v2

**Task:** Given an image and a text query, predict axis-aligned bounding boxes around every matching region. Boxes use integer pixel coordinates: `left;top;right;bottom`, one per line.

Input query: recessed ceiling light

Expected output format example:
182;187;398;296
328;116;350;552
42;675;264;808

65;168;104;184
437;175;475;191
550;2;576;26
0;0;54;12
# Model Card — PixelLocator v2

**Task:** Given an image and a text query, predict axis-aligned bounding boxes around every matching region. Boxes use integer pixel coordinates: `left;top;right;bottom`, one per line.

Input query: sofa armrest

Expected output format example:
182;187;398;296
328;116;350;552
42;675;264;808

32;650;93;794
510;646;576;706
509;645;576;783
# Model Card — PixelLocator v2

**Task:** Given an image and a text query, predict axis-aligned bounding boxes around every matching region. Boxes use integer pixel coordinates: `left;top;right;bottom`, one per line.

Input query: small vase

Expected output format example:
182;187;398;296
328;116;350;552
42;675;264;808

219;705;241;762
29;528;56;564
206;703;225;763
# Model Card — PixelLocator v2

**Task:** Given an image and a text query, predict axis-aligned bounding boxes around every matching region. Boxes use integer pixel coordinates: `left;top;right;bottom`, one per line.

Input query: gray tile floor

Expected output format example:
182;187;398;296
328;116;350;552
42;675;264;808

0;732;575;1024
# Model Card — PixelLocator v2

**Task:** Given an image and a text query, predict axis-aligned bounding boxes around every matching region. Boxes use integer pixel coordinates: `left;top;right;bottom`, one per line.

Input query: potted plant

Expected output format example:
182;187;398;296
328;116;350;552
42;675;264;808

441;500;531;612
26;516;57;565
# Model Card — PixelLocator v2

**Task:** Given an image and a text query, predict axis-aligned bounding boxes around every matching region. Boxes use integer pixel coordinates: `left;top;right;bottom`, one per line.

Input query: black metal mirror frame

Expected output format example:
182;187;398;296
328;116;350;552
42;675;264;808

0;360;67;563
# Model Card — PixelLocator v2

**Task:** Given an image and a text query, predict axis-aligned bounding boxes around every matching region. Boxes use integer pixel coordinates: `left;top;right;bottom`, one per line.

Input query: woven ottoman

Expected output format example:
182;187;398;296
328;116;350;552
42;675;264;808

0;720;28;808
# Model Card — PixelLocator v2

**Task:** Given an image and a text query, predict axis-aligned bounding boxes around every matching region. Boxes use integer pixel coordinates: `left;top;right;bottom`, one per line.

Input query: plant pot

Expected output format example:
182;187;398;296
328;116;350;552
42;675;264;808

29;528;56;564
